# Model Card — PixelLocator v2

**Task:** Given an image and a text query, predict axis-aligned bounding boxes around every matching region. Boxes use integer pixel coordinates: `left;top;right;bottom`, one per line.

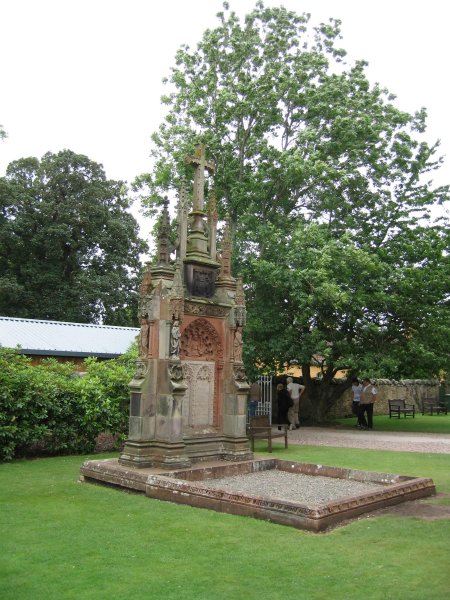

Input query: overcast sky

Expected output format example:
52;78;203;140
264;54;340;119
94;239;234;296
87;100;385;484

1;0;449;205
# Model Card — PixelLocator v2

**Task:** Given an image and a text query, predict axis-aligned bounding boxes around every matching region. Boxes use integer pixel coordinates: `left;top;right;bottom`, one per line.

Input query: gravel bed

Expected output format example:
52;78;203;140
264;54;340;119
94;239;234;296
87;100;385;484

192;470;383;505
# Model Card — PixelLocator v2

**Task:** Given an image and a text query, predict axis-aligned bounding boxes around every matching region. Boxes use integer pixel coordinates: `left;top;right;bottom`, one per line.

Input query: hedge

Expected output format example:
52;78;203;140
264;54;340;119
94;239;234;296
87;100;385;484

0;346;136;460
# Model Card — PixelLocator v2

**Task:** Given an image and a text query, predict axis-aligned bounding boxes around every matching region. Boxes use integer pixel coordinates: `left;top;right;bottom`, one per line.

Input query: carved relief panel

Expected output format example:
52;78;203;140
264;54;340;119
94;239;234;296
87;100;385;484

180;318;223;361
181;361;215;428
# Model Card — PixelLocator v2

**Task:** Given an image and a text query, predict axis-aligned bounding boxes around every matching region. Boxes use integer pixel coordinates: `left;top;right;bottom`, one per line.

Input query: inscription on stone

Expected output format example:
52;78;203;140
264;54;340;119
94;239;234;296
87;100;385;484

130;392;141;416
182;361;215;427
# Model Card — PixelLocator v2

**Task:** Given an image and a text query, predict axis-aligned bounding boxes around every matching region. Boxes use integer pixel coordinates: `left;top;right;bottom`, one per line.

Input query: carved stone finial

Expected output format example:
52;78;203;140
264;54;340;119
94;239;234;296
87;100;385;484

170;260;185;321
176;179;189;261
157;196;171;265
233;276;247;326
208;188;218;261
139;263;153;297
217;214;233;281
235;276;245;306
171;259;184;298
208;188;218;219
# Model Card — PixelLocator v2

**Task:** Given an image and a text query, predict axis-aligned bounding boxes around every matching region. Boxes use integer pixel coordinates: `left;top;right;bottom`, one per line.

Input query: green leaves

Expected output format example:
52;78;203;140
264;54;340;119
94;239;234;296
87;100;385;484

0;347;137;460
140;3;449;416
0;150;147;324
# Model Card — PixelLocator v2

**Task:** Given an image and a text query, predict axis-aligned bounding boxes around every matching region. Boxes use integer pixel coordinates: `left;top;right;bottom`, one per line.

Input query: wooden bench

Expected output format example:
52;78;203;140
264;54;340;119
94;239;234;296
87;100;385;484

247;416;288;453
422;399;448;416
388;399;415;419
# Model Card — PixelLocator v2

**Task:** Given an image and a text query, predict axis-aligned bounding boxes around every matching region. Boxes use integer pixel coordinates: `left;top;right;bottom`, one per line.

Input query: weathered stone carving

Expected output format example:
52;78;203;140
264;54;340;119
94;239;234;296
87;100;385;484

157;197;172;265
233;305;246;327
185;301;229;317
234;365;247;381
139;294;154;320
169;260;185;321
207;188;218;260
170;320;181;359
139;319;150;358
176;179;189;262
182;360;215;427
233;276;246;326
185;143;215;213
181;318;223;360
138;263;154;320
118;144;251;469
139;264;152;296
233;326;243;363
133;360;148;380
192;267;215;297
169;361;184;382
235;276;245;306
217;215;233;282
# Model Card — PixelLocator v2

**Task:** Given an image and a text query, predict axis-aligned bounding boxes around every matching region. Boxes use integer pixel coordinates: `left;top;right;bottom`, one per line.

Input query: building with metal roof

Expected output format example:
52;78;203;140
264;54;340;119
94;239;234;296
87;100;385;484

0;316;139;363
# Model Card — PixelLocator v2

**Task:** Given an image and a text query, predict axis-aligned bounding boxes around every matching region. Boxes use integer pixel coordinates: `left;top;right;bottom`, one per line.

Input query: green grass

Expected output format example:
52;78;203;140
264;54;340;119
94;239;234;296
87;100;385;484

1;445;450;600
333;413;450;434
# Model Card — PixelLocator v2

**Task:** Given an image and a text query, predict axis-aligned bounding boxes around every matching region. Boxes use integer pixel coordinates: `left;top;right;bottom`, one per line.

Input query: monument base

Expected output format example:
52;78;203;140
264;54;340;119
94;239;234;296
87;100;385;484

119;434;253;469
80;457;436;532
119;440;191;469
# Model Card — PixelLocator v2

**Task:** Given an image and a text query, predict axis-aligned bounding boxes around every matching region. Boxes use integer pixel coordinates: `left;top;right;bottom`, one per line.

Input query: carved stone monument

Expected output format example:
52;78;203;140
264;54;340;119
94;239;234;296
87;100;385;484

119;143;252;468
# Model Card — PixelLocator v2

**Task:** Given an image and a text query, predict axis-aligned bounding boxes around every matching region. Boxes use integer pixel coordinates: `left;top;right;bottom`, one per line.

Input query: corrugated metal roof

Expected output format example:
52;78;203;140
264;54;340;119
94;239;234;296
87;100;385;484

0;316;139;358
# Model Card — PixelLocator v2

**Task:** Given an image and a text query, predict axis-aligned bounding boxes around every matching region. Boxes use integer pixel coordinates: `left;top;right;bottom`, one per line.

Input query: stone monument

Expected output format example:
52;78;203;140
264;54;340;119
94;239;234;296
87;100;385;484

119;143;252;468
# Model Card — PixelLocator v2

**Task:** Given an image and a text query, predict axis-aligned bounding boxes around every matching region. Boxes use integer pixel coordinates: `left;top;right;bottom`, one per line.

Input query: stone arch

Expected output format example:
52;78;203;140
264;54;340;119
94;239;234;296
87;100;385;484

180;318;223;360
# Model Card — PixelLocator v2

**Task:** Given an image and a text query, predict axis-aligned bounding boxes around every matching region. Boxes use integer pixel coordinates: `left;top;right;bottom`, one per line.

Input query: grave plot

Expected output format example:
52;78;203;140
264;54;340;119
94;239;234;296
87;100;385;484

80;457;435;532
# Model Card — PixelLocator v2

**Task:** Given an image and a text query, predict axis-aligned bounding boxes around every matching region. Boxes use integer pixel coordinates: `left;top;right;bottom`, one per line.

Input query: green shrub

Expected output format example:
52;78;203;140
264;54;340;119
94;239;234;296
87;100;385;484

0;346;136;460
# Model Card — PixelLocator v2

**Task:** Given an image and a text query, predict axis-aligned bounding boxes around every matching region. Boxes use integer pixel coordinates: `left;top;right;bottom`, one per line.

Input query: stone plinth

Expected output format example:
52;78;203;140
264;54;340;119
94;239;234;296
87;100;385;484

80;458;436;532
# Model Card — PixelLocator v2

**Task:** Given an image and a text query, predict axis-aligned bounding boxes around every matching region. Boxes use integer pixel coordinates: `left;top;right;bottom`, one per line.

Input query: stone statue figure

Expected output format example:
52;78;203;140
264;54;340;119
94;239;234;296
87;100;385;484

233;326;243;363
170;320;181;358
139;319;150;357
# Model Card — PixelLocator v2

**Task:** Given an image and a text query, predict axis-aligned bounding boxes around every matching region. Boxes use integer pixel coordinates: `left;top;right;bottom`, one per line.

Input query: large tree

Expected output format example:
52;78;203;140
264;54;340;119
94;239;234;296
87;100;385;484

139;3;450;419
0;150;147;325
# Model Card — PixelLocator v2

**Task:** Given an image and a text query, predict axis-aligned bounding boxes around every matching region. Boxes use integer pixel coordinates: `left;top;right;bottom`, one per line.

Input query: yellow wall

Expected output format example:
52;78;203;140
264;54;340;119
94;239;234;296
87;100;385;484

281;365;347;379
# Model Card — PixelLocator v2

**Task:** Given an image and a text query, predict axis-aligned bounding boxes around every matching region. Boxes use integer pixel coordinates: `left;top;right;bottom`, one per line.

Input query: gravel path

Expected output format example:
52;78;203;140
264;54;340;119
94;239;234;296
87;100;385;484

286;426;450;454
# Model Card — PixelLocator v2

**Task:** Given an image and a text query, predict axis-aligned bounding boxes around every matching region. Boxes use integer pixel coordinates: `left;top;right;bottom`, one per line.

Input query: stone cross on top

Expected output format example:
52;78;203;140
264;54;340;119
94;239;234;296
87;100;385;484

185;143;215;212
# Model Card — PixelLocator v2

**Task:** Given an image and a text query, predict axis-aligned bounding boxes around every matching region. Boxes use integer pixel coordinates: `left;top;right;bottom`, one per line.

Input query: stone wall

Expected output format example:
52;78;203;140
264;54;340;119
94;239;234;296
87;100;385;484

326;379;440;419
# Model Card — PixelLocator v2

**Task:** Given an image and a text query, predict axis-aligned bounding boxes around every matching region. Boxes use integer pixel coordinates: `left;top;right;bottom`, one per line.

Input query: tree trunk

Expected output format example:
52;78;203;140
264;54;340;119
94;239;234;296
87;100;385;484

302;364;353;423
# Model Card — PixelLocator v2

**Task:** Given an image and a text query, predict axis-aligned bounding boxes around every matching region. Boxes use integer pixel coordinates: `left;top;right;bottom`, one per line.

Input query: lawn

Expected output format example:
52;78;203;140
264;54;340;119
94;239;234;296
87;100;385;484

333;413;450;434
1;444;449;600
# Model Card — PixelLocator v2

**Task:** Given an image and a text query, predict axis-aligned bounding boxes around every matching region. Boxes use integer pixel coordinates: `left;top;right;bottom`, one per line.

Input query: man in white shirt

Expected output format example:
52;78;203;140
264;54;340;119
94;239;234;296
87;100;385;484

351;377;363;425
358;378;377;430
286;376;305;430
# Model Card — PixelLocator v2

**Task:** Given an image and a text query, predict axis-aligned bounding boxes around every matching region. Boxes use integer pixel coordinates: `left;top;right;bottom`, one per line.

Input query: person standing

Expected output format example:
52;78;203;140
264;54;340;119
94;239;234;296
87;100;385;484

286;376;305;430
358;378;377;430
276;383;291;429
351;377;363;426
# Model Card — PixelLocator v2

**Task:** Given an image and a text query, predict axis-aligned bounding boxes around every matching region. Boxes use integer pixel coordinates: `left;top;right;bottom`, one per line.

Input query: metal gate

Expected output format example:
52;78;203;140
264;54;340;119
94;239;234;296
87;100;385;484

246;375;273;426
257;375;273;422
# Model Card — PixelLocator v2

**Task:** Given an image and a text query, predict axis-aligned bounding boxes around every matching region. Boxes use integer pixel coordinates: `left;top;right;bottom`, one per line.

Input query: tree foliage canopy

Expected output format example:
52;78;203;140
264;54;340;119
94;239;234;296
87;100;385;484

140;3;449;415
0;149;147;325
